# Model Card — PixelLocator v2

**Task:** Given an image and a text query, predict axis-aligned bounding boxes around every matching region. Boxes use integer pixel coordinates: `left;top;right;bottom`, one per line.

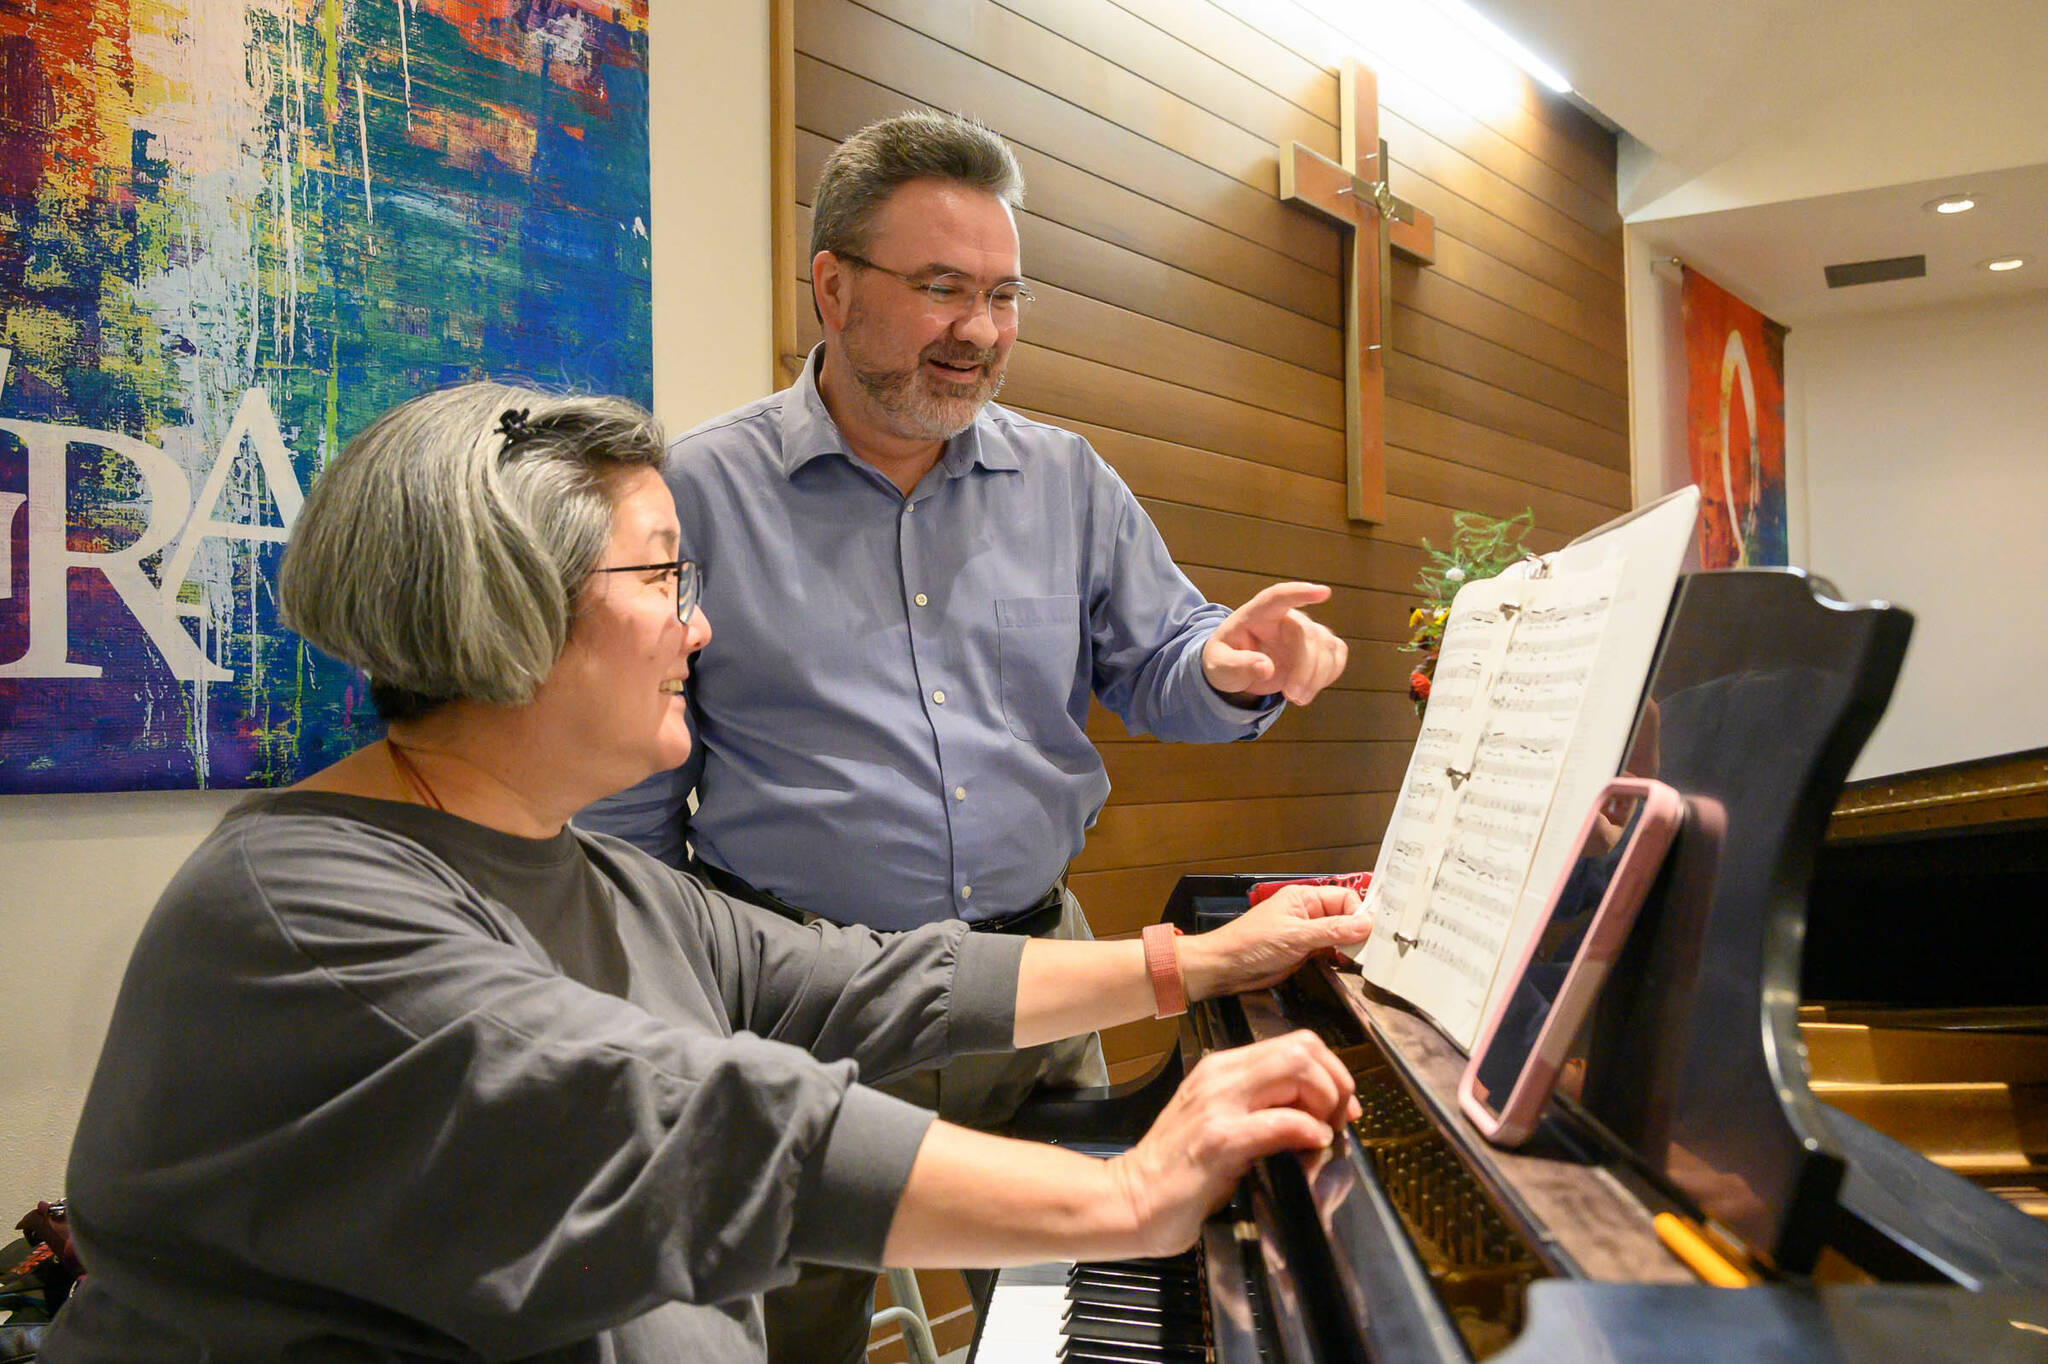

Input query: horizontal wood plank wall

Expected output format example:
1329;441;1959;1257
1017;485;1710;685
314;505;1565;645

791;0;1629;1085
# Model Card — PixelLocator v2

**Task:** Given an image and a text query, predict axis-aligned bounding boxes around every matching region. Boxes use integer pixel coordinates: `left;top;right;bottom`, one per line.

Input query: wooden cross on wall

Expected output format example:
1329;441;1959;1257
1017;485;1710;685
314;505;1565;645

1278;60;1437;524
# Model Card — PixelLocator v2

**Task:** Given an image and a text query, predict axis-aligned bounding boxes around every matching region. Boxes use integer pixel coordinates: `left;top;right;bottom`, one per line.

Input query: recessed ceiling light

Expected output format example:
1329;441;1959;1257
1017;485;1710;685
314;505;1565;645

1924;194;1976;214
1984;256;2027;272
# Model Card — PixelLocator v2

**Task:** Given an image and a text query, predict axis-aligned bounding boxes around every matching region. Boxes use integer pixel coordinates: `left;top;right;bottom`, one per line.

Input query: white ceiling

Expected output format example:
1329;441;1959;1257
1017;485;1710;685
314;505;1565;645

1467;0;2048;323
1630;165;2048;325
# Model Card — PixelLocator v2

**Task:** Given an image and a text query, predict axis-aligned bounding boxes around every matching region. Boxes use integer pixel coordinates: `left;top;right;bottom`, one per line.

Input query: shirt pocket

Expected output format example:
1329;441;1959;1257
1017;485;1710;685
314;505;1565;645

995;594;1084;743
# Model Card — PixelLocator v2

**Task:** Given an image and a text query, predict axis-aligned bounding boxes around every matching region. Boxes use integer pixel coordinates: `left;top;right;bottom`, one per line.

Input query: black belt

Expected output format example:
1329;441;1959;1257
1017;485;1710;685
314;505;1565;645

966;882;1069;936
691;857;1067;936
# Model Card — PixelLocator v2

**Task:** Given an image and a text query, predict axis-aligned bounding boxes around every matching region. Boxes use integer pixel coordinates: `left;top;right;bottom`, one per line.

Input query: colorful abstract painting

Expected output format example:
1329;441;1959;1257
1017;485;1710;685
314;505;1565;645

1682;265;1788;570
0;1;651;793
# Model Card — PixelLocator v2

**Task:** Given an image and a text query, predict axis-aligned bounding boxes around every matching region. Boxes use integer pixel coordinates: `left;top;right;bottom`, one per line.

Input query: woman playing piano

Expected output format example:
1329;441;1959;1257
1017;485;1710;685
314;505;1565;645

41;383;1372;1363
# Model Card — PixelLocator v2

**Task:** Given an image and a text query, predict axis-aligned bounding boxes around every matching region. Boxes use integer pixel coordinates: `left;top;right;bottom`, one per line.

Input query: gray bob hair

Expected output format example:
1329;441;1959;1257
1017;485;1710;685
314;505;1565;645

808;109;1024;264
280;382;665;721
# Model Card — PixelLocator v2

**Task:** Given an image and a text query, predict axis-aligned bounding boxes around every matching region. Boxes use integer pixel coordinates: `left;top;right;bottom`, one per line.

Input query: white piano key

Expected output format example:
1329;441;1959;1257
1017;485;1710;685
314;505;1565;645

970;1264;1072;1363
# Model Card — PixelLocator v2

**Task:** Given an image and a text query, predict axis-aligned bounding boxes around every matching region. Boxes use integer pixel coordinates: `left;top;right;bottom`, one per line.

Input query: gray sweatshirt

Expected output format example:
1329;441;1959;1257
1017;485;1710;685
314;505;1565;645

43;791;1026;1362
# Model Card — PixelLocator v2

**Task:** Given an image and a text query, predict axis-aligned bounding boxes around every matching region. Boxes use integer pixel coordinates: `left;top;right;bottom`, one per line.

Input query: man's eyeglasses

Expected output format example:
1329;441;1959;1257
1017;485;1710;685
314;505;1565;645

593;558;701;627
833;250;1034;324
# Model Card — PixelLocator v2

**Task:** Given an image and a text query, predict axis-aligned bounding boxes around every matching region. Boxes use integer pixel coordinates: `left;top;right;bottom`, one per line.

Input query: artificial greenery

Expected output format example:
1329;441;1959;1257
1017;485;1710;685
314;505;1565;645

1400;508;1535;716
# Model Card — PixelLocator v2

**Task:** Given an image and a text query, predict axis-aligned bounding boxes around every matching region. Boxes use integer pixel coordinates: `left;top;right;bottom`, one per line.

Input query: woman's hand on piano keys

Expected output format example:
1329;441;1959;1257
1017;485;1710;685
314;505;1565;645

1112;1030;1363;1256
1180;885;1375;1002
880;1031;1356;1267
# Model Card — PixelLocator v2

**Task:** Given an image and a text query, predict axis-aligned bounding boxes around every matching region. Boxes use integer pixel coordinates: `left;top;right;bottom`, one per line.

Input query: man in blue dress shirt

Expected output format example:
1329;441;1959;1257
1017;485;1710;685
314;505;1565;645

579;109;1348;1362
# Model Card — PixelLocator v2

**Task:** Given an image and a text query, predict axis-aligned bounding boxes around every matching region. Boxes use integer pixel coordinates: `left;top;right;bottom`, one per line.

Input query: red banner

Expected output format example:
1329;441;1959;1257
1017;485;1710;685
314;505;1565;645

1682;267;1788;568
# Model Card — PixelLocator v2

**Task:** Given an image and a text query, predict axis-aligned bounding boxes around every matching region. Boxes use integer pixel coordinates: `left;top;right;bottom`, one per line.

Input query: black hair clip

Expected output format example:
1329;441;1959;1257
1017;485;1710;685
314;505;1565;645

496;407;538;449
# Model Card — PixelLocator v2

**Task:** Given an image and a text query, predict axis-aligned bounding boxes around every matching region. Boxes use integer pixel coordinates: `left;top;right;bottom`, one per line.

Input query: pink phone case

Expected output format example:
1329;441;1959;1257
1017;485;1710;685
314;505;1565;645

1457;777;1684;1147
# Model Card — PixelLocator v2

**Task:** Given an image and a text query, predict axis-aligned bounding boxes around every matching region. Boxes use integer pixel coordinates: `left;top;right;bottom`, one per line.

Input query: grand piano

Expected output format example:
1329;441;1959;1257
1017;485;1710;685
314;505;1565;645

972;569;2048;1363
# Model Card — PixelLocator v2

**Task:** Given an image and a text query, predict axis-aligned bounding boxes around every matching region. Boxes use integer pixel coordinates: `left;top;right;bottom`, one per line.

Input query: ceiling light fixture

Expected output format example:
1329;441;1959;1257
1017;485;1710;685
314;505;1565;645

1923;194;1976;215
1984;257;2027;272
1432;0;1573;93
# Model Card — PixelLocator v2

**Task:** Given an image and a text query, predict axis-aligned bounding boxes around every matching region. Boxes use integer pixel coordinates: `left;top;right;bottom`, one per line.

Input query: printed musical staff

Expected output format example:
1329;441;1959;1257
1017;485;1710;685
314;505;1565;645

1356;566;1622;1045
1349;490;1701;1049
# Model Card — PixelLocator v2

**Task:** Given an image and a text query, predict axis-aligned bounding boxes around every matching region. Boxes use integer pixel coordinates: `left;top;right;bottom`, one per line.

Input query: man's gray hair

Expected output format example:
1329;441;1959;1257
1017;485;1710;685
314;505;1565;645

808;109;1025;262
280;382;665;721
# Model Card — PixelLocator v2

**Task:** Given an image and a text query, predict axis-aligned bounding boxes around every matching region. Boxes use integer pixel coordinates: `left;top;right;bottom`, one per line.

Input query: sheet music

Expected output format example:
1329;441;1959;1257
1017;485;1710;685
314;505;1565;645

1482;489;1706;1029
1347;488;1702;1051
1358;580;1523;950
1355;569;1619;1046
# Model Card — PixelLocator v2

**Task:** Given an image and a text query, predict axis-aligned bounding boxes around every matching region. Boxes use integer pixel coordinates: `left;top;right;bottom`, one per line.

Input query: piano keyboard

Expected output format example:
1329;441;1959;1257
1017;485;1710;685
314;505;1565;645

972;1244;1272;1362
971;1046;1550;1362
971;1262;1071;1364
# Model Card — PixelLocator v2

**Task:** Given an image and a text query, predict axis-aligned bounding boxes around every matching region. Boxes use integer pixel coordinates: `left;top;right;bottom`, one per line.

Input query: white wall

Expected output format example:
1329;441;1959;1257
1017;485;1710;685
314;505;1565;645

1791;294;2048;779
1621;228;1691;505
0;791;251;1209
0;3;772;1208
649;2;775;435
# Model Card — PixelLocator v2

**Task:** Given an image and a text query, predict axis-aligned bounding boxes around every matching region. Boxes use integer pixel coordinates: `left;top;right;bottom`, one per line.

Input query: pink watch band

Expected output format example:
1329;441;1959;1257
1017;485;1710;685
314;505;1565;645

1141;922;1188;1018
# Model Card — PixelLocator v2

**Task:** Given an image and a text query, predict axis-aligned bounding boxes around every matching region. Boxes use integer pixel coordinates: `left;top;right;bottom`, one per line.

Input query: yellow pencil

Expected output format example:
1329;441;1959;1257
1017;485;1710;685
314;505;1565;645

1653;1212;1757;1288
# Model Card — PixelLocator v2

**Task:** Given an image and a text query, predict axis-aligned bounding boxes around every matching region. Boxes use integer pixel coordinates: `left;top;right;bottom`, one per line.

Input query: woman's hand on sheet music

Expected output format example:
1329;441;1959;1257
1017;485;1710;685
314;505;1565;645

1180;885;1374;1002
1111;1030;1362;1256
1202;581;1350;706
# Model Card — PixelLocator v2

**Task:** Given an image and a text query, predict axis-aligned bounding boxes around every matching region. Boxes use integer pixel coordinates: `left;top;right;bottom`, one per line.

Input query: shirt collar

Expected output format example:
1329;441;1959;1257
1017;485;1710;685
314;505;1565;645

777;344;1018;481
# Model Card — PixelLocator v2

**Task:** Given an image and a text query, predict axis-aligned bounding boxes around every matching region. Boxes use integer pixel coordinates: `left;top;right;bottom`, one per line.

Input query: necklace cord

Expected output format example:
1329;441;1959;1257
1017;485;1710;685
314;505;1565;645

386;739;446;812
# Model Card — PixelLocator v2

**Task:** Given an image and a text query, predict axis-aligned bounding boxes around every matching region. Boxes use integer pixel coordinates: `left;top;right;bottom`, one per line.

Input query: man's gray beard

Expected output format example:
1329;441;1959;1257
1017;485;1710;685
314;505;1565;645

845;330;1005;441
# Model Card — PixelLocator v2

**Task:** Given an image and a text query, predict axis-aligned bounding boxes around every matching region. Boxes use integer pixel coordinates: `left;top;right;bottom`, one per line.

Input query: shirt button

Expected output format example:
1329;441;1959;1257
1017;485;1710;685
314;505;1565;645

953;786;966;801
961;885;973;899
915;593;929;607
932;689;946;705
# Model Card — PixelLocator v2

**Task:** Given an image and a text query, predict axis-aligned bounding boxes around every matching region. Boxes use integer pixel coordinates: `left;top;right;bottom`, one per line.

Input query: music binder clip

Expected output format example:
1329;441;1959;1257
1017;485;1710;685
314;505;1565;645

1446;765;1470;789
1391;906;1427;951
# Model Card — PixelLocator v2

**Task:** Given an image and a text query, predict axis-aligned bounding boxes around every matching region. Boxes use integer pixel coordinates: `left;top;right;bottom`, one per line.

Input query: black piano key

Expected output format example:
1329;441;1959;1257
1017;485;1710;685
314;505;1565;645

1064;1300;1206;1331
1064;1314;1206;1343
1071;1263;1196;1286
1071;1269;1196;1295
1076;1254;1198;1274
1062;1304;1207;1344
1050;1251;1211;1364
1069;1269;1199;1308
1067;1279;1205;1310
1064;1335;1204;1351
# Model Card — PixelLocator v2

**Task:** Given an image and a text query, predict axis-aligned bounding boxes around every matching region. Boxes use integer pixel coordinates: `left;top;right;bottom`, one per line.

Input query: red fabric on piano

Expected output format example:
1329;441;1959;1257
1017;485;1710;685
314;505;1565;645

1245;871;1372;907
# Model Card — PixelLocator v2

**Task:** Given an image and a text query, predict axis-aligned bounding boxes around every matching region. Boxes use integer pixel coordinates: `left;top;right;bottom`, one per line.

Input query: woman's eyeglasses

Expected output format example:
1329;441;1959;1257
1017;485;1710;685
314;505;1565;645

593;559;700;626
